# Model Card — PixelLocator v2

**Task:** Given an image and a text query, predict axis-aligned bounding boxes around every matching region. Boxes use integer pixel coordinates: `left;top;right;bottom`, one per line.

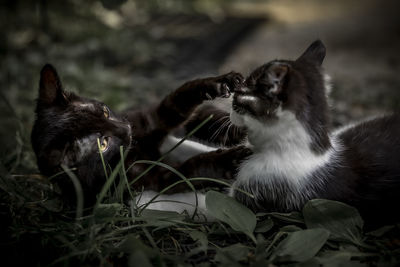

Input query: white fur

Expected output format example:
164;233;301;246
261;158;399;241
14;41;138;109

235;110;337;183
229;109;342;209
332;115;385;137
135;190;210;219
237;95;257;103
323;74;332;97
323;74;334;108
269;83;280;94
160;135;217;163
332;122;357;137
73;102;95;110
229;109;246;127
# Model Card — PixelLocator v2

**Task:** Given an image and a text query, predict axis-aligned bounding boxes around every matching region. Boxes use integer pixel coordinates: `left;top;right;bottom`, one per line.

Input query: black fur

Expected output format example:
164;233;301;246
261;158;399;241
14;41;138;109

31;64;247;206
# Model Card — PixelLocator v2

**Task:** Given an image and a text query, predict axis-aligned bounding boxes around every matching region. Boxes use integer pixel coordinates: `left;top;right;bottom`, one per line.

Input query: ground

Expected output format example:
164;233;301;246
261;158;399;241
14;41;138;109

221;0;400;125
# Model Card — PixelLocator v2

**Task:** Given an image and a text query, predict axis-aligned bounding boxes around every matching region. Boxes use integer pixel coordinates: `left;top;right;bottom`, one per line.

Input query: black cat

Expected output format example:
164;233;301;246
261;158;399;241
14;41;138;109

31;64;248;206
227;40;400;227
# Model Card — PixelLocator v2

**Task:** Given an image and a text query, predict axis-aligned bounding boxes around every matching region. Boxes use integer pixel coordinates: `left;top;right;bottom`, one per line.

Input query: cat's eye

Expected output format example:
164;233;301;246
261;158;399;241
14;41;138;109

103;106;110;118
98;137;110;152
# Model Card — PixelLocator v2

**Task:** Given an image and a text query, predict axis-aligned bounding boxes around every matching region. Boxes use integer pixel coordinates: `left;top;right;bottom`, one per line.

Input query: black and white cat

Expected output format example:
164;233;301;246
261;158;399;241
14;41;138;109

229;40;400;226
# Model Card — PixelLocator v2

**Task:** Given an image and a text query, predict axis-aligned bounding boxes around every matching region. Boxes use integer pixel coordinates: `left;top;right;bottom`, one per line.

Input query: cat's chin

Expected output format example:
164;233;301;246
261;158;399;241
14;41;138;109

230;110;245;127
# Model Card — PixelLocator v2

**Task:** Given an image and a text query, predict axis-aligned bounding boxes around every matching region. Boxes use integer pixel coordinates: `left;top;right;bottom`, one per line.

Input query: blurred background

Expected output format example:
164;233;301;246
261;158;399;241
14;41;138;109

1;0;400;173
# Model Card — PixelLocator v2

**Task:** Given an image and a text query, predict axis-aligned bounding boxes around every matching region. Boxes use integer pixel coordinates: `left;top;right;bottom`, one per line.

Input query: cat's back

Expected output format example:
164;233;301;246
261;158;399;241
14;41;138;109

333;114;400;226
335;114;400;171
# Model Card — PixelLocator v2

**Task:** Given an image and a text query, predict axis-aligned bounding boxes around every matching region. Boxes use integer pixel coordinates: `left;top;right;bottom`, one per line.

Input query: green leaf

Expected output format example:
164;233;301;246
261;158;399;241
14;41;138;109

268;211;304;224
272;228;330;263
215;244;250;264
205;191;257;243
117;234;157;255
135;209;187;229
94;203;122;218
255;218;274;233
279;225;303;233
92;203;123;224
254;235;270;261
315;251;373;267
303;199;364;244
139;209;186;221
366;225;395;237
128;250;152;267
117;235;163;267
188;230;208;251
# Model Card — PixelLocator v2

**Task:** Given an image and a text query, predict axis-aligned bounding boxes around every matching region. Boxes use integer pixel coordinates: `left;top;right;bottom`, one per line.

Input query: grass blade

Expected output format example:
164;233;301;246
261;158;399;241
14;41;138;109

127;115;214;186
132;160;198;216
120;146;134;200
97;138;109;180
94;160;123;210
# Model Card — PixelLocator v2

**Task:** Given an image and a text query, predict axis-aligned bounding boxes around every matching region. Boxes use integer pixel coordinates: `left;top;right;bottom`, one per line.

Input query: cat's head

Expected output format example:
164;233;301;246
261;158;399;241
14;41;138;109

231;40;331;152
31;64;132;203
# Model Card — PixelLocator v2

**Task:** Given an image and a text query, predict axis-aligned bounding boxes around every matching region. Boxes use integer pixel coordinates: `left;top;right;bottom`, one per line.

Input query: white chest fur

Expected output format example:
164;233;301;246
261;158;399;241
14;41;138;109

230;110;340;209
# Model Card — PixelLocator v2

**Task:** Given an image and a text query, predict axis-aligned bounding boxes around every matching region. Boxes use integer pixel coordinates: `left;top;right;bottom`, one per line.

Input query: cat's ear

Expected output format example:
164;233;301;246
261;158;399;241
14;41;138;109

268;64;289;95
296;40;326;66
39;64;67;104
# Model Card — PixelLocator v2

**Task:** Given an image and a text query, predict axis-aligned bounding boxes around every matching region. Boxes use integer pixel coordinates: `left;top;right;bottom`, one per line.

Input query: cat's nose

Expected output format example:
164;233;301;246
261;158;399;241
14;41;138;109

108;121;132;144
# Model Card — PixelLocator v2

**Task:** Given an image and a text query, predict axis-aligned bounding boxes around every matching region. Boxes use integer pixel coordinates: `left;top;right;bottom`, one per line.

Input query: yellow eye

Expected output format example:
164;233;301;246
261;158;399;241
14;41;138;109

103;106;110;118
99;137;109;152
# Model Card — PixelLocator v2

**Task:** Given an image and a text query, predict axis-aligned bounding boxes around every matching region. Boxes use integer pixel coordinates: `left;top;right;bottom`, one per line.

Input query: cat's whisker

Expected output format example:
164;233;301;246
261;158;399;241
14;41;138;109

210;120;228;142
223;122;233;147
208;115;229;131
208;116;228;141
219;119;232;143
209;116;230;142
220;119;232;146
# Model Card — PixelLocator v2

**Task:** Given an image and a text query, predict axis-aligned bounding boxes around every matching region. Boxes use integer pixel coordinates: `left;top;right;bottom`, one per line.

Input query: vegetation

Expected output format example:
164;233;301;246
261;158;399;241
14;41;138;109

2;152;400;265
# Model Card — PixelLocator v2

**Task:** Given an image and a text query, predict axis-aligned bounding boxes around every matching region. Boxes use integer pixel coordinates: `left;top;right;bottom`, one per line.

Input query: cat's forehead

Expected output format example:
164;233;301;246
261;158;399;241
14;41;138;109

249;60;292;80
71;97;104;110
73;102;96;109
252;59;293;76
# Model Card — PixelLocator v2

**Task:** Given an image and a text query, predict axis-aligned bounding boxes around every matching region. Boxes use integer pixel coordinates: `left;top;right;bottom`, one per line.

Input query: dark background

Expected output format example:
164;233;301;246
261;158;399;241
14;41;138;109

1;0;400;173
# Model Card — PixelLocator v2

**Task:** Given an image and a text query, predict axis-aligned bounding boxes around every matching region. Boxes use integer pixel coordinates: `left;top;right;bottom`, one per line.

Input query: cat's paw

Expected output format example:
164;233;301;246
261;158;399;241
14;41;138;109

217;145;252;179
204;72;244;100
216;72;245;97
215;145;252;165
229;145;253;165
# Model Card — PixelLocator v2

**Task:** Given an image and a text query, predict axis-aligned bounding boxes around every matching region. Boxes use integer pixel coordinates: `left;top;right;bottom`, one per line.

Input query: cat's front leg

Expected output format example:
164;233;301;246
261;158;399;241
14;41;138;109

155;72;244;131
159;145;252;192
